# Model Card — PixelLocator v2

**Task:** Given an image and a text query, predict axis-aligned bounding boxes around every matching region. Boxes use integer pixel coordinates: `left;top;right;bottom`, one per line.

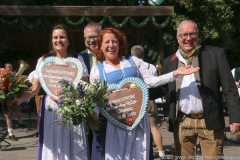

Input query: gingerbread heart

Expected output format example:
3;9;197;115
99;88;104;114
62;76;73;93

100;77;149;130
37;57;83;98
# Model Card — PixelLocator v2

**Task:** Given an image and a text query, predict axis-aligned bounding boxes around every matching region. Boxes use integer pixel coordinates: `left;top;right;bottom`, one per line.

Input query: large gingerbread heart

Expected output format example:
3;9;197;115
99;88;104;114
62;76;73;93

100;77;149;130
37;57;83;98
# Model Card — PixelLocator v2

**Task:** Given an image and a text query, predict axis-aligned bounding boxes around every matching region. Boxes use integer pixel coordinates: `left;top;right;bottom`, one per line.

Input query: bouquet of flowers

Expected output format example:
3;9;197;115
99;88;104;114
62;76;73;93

0;68;32;112
55;79;108;132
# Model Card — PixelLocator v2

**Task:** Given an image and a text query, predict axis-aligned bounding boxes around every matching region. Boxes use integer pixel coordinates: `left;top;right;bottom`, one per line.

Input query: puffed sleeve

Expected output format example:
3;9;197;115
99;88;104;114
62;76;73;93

77;55;89;77
89;65;101;84
131;56;176;88
34;57;43;79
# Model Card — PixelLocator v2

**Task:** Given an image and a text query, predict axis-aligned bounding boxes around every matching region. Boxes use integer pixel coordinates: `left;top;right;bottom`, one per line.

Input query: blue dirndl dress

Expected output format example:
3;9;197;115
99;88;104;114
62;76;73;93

91;57;152;160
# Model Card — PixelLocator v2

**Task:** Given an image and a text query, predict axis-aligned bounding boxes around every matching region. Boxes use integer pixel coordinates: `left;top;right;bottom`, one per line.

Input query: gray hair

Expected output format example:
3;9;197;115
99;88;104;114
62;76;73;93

84;22;102;33
131;45;144;59
177;20;199;36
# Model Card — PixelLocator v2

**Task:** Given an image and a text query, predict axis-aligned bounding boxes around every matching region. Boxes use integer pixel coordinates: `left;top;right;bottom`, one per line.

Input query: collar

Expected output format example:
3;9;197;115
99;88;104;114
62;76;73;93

178;45;201;65
179;45;201;59
87;49;93;55
176;50;187;65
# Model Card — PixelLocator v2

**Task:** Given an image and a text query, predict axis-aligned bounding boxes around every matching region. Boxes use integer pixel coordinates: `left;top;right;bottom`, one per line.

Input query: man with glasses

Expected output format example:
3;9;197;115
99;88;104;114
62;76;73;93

77;22;102;75
2;62;27;141
77;22;102;157
161;20;240;158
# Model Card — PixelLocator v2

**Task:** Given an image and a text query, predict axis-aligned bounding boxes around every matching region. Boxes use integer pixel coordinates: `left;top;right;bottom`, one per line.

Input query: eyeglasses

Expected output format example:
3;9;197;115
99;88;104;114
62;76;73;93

84;35;98;42
177;32;198;39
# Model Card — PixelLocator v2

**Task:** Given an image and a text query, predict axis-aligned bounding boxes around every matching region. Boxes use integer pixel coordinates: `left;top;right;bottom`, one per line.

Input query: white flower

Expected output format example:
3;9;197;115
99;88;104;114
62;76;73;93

55;79;107;131
75;99;81;106
73;81;79;88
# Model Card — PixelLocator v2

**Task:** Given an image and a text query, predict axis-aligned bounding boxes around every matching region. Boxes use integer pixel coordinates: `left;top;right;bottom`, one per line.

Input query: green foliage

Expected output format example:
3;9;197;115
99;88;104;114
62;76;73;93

163;0;240;68
0;0;239;67
0;73;31;101
55;79;108;133
0;69;32;113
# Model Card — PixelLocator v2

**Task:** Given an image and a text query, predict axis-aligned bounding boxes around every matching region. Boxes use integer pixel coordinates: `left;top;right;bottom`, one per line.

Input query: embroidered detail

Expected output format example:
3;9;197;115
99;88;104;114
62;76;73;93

179;45;201;65
171;54;177;61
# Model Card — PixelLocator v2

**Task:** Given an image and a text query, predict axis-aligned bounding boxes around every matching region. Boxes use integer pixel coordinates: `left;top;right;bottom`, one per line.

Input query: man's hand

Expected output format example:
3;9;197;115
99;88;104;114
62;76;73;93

235;81;239;87
230;123;240;133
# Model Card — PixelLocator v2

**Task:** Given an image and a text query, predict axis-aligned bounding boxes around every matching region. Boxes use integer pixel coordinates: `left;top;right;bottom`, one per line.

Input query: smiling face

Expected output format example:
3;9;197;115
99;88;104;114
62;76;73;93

100;33;120;63
177;21;199;53
84;26;100;52
52;29;69;56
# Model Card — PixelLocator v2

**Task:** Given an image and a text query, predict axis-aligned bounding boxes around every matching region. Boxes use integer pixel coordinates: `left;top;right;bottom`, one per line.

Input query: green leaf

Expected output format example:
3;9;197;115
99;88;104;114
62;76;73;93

0;94;6;100
18;84;29;88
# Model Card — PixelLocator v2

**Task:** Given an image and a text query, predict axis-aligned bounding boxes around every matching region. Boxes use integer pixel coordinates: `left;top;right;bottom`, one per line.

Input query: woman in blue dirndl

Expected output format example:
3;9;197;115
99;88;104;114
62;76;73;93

90;27;199;160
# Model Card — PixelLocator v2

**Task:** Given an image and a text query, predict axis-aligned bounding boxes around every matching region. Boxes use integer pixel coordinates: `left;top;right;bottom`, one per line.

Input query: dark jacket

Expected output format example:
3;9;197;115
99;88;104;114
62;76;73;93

162;45;240;132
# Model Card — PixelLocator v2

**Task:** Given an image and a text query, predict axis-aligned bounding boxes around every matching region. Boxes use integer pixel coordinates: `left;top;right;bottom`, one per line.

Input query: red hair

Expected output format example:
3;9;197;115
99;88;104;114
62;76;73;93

93;27;128;62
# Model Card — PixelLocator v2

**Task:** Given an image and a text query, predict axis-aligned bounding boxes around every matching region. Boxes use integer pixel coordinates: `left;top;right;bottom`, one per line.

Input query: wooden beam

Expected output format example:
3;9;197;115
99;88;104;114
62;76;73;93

0;6;174;16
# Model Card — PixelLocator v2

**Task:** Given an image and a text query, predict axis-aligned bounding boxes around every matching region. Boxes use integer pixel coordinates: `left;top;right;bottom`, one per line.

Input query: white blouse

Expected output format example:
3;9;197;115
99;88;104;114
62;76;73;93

90;56;175;87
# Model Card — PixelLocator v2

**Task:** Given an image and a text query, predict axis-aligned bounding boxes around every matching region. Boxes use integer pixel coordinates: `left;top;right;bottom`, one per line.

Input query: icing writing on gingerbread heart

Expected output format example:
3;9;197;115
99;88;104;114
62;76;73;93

100;77;149;130
37;57;83;98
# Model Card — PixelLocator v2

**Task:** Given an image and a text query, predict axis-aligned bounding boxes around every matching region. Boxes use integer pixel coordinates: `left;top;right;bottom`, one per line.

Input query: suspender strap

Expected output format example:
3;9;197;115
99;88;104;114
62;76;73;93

96;57;137;84
96;63;104;84
126;57;134;66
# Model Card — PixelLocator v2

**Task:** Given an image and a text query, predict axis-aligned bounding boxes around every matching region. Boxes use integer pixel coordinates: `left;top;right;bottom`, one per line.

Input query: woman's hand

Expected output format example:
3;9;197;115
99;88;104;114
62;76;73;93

6;98;20;107
49;96;61;103
173;66;200;77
